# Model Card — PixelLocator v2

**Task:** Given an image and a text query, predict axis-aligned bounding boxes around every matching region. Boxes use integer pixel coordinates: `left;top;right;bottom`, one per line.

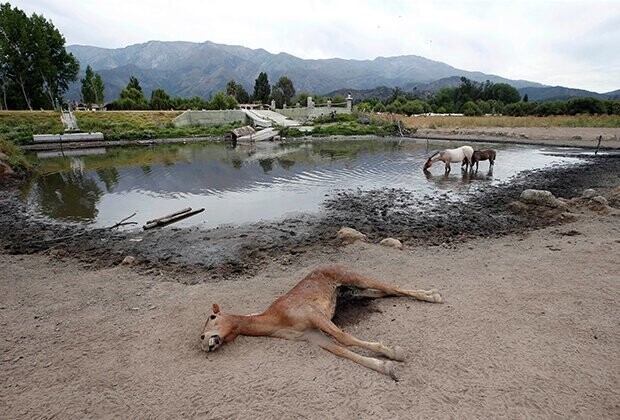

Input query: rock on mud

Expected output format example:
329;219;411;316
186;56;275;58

519;189;567;208
121;256;136;266
509;189;571;221
337;227;367;244
379;238;403;250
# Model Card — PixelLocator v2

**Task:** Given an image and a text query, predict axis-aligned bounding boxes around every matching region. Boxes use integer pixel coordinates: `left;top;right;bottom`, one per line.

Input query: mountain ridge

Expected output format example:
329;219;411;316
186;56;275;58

66;40;615;103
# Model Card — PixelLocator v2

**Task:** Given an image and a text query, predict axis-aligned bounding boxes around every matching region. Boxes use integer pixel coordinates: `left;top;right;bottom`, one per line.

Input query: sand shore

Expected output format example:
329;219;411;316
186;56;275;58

1;129;619;418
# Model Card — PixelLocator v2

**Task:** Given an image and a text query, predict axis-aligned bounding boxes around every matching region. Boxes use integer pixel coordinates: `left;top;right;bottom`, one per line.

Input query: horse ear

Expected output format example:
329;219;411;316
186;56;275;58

212;303;221;314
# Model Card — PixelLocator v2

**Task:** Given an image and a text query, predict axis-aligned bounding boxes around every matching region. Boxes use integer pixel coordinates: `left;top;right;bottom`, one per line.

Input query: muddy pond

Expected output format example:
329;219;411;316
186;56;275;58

21;138;582;229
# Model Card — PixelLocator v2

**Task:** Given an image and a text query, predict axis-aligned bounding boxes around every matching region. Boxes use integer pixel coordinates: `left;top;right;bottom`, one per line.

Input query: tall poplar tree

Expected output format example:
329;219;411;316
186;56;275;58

0;3;78;109
252;72;270;104
81;65;105;105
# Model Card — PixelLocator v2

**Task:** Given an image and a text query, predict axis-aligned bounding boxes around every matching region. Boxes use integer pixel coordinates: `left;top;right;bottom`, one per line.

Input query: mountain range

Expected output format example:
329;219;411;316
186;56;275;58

66;40;618;103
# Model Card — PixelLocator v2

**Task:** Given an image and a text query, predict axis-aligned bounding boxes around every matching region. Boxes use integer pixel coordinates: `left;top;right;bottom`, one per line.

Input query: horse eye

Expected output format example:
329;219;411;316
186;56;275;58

210;315;216;320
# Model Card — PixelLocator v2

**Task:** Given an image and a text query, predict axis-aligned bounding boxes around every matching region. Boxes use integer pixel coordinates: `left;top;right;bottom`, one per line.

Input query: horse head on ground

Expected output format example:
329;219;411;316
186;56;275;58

200;304;239;352
200;265;443;380
463;149;496;172
423;145;474;173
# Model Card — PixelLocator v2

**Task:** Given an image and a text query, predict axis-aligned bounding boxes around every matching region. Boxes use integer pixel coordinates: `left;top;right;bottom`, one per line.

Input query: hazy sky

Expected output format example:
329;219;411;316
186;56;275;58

11;0;620;93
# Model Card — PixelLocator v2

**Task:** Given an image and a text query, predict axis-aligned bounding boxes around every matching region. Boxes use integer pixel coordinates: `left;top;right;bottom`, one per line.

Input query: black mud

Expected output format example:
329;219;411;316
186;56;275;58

1;154;618;281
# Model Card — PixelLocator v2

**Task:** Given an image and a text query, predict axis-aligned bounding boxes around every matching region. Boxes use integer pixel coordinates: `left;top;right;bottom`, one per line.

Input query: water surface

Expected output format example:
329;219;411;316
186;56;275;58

21;138;582;228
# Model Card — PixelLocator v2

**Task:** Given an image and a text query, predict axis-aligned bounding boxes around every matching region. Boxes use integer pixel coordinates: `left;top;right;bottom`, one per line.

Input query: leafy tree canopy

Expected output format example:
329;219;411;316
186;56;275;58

226;80;249;104
127;76;142;92
0;3;79;110
253;72;270;104
271;76;296;107
209;91;237;110
150;88;171;110
109;76;148;109
81;65;105;105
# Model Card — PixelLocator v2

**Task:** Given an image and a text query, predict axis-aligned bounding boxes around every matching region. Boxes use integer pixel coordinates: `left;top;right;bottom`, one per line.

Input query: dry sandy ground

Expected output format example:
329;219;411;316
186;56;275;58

413;126;620;149
2;131;619;418
1;207;619;418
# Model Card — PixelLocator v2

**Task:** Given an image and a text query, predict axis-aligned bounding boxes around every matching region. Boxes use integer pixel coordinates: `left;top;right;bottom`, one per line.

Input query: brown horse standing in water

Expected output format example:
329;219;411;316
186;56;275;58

465;149;496;171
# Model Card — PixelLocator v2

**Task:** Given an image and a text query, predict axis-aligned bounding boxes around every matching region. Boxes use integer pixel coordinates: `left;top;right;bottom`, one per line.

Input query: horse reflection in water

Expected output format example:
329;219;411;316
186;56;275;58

423;167;493;191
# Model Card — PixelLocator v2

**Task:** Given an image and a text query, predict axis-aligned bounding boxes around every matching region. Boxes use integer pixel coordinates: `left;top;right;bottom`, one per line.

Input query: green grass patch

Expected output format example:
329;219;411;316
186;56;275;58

75;111;244;140
0;110;247;144
0;138;31;171
0;111;64;144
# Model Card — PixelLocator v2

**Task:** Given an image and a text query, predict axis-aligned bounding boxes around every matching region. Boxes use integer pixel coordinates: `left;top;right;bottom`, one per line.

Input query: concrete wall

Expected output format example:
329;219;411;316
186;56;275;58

173;110;247;127
33;133;105;143
173;107;352;127
278;106;351;122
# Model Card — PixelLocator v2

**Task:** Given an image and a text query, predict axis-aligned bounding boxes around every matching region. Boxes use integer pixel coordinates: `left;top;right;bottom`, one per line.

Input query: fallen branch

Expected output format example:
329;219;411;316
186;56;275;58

143;208;205;230
145;207;191;225
109;212;137;229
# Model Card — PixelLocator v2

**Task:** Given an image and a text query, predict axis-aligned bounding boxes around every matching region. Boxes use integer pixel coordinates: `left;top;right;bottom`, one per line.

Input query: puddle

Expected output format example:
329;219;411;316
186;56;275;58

21;138;583;229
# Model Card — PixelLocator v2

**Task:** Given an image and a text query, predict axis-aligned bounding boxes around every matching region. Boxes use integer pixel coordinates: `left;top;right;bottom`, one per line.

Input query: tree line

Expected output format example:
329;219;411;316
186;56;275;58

355;77;620;117
104;72;299;111
77;70;620;117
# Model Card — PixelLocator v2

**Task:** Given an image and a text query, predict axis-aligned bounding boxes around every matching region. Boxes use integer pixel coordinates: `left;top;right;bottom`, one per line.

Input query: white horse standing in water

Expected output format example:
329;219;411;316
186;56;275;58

423;145;474;173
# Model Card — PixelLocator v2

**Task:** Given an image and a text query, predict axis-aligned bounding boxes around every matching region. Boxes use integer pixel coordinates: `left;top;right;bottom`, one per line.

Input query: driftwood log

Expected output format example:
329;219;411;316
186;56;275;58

143;207;205;230
145;207;192;225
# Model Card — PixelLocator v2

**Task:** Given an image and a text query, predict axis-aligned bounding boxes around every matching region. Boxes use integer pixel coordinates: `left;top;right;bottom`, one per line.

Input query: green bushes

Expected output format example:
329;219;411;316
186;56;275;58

462;101;482;116
566;97;607;115
503;102;538;116
287;114;404;138
354;77;620;118
502;97;620;117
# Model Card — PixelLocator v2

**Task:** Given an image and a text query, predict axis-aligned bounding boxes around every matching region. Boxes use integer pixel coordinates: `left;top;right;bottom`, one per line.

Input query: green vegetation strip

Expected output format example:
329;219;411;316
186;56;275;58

0;110;246;144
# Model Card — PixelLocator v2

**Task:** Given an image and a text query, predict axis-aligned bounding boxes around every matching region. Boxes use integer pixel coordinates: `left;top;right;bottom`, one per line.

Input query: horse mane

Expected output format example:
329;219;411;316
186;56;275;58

428;151;440;160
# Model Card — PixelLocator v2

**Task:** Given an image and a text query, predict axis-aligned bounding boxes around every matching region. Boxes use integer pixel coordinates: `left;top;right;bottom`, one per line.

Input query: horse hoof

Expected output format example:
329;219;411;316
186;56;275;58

429;291;443;303
392;346;406;362
385;361;398;381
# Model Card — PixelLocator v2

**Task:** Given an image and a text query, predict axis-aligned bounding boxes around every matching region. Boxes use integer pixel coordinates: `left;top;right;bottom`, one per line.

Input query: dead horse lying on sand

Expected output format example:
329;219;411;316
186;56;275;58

200;265;443;380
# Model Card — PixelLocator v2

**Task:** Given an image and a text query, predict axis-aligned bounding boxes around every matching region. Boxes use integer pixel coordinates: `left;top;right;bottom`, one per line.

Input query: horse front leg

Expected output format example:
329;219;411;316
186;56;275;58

304;329;398;380
309;313;406;361
445;162;451;173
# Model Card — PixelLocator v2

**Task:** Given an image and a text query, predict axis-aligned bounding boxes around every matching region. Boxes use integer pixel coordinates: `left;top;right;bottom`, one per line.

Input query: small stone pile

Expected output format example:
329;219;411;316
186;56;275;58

509;187;615;220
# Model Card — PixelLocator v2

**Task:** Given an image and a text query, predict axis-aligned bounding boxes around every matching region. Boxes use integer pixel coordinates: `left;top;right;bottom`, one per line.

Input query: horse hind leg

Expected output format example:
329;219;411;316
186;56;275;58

328;266;443;303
